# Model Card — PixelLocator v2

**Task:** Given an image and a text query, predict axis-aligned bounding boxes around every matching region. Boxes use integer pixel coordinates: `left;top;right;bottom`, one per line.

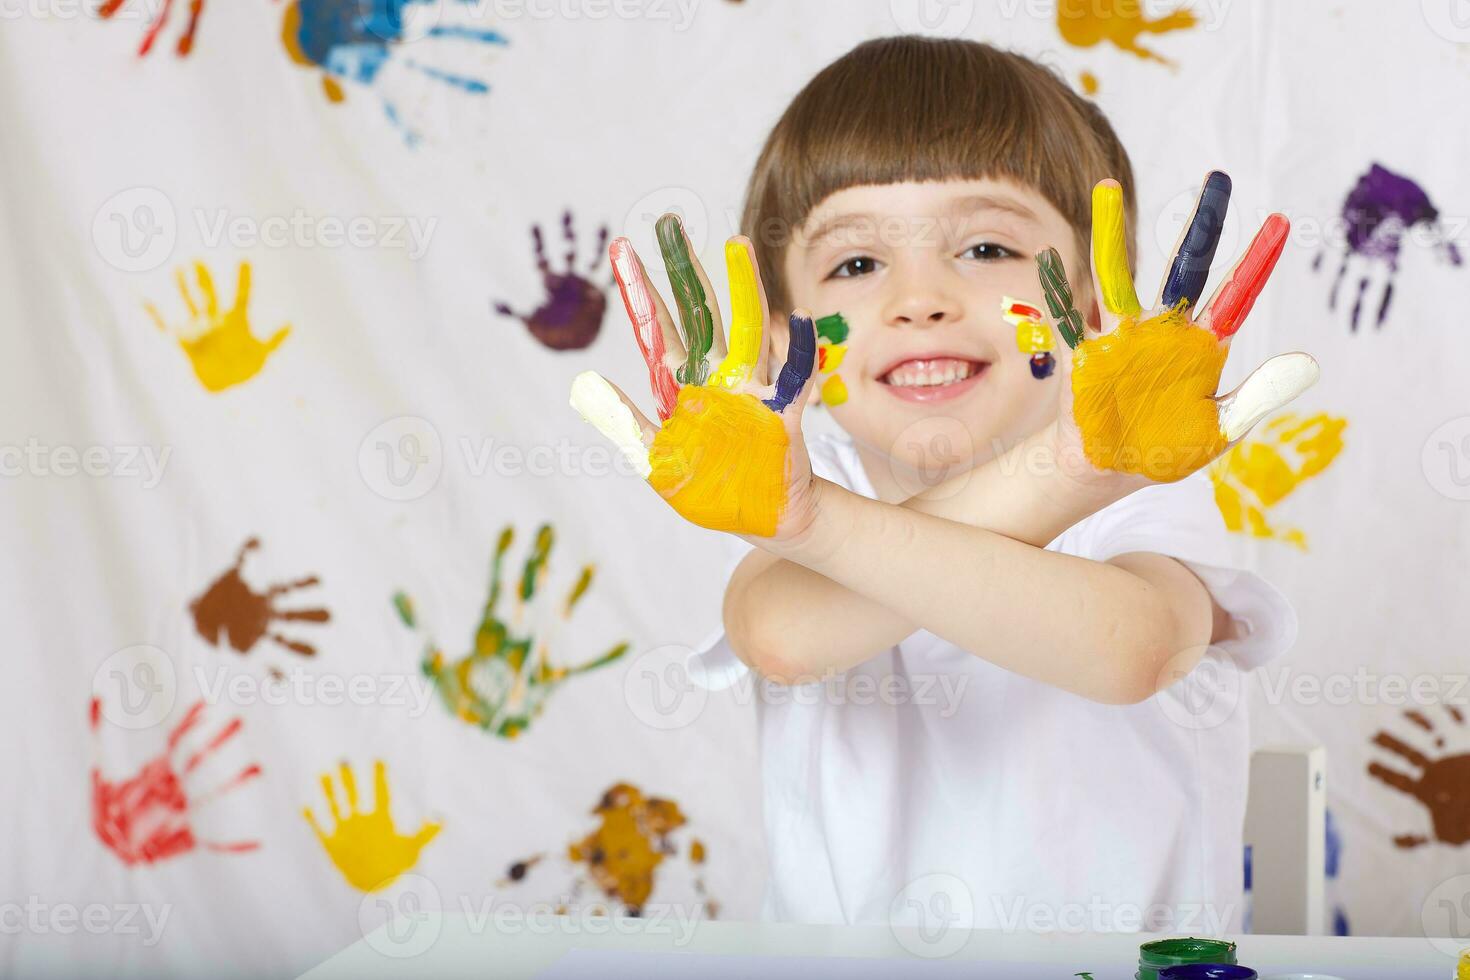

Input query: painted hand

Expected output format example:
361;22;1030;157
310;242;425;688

304;760;441;892
1031;173;1319;484
147;262;290;393
570;215;819;541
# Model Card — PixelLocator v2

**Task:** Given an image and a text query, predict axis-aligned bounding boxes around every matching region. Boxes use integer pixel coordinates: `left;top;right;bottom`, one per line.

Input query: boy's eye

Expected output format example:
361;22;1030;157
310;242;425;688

961;242;1018;262
828;256;881;279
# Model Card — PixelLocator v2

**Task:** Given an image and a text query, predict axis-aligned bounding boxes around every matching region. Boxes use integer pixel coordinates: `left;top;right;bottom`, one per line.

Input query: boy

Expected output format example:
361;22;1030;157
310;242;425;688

571;36;1316;933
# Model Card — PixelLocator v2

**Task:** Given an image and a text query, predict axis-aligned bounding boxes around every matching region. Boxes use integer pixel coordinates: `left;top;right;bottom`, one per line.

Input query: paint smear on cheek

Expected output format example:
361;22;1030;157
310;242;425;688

1071;307;1228;481
815;313;850;406
649;386;788;536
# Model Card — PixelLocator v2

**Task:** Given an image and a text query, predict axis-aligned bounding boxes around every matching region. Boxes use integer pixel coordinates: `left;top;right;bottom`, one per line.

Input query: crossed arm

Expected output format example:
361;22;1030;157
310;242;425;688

724;428;1219;704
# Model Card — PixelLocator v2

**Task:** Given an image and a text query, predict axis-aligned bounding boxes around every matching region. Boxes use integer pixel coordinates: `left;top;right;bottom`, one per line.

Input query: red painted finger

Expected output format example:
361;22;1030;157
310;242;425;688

610;237;680;420
1206;213;1289;340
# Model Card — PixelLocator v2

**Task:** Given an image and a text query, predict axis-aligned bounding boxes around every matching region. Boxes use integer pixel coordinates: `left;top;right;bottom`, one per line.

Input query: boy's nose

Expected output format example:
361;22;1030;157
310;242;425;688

882;272;965;328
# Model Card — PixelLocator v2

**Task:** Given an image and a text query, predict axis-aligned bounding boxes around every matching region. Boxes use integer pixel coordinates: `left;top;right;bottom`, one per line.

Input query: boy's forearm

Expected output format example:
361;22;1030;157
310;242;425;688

725;427;1135;689
754;477;1196;703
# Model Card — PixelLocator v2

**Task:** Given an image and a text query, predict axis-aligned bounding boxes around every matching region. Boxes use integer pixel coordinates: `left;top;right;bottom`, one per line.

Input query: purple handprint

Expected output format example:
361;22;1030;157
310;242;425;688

495;212;610;351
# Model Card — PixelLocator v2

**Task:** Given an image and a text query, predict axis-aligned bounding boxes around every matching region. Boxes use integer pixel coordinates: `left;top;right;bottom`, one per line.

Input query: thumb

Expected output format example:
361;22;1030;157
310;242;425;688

569;372;656;478
1216;352;1320;443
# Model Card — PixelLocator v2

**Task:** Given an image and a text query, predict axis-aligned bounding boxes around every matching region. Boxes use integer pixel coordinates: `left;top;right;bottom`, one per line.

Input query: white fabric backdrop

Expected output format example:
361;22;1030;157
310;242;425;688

2;0;1469;975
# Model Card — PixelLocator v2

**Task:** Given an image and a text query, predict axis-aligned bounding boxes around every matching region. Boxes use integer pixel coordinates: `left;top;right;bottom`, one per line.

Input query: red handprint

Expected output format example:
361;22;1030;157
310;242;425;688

90;698;261;865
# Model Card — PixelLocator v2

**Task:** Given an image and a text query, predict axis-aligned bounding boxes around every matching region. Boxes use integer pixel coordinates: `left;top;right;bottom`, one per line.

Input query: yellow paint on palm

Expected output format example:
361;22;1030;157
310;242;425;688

1209;412;1346;549
303;761;441;892
820;375;848;406
147;262;290;393
1092;182;1141;318
709;242;763;389
649;386;788;536
1071;306;1228;481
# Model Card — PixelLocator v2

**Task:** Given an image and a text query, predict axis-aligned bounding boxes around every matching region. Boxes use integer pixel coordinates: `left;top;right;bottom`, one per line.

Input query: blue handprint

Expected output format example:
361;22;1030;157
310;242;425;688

281;0;508;145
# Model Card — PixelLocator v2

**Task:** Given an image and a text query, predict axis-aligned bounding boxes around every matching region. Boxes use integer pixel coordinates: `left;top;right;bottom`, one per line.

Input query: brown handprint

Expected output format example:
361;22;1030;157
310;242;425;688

191;538;329;657
503;782;716;918
495;212;610;351
91;697;261;865
1368;705;1470;848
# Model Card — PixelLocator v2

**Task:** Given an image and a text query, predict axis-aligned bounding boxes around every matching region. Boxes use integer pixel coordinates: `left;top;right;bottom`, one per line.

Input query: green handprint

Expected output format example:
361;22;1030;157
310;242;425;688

394;525;628;739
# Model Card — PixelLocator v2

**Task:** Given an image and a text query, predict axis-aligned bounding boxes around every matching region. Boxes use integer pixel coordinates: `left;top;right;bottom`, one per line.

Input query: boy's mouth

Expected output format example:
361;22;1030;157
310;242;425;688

877;356;989;403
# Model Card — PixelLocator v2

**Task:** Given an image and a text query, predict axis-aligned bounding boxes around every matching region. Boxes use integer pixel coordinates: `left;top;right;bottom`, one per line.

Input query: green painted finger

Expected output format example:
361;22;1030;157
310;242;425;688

656;214;715;386
1036;248;1086;349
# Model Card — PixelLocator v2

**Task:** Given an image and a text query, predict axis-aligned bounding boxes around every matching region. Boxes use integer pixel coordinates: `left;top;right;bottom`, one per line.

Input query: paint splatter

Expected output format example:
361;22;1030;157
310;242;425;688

1003;297;1056;380
1368;705;1470;849
1324;808;1350;936
90;697;260;865
495;213;610;351
395;525;628;739
99;0;206;57
1079;71;1099;95
1055;0;1196;65
280;0;507;144
1209;413;1346;549
191;538;330;657
816;313;849;406
1315;163;1463;330
504;783;717;918
147;262;290;393
304;760;440;891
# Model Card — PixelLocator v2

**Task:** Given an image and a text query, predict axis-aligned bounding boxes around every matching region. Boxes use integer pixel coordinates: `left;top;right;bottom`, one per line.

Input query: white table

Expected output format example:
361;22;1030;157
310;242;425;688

299;912;1461;979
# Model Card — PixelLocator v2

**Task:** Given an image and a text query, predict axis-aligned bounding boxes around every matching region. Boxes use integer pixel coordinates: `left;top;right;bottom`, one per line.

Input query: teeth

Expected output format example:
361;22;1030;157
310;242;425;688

885;359;979;387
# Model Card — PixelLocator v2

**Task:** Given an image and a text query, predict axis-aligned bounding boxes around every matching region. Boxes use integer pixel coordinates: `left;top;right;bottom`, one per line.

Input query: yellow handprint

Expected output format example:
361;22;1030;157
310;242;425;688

147;262;290;392
1210;413;1347;549
304;761;441;892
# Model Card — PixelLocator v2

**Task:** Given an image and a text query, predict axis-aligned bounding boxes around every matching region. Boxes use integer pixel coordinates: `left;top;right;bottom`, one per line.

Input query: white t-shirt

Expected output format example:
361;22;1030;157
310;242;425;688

691;432;1297;935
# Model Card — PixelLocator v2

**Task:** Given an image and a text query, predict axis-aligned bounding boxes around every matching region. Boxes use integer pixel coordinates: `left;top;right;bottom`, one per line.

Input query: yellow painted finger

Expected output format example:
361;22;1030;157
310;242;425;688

1092;182;1141;318
709;241;763;389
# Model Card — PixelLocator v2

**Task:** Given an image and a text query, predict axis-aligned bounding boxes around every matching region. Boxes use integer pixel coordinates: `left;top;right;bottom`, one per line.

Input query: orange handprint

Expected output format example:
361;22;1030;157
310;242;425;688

147;262;290;393
304;760;441;892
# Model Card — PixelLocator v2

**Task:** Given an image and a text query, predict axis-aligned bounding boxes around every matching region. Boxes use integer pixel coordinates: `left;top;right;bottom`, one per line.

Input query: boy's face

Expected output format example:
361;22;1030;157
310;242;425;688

780;178;1097;495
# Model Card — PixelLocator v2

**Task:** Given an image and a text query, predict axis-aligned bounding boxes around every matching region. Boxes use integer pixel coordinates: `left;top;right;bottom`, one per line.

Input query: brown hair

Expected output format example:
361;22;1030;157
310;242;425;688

741;36;1137;310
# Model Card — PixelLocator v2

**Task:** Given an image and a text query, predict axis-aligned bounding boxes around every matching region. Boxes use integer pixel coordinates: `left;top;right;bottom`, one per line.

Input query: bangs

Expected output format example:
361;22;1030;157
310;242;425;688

742;36;1135;309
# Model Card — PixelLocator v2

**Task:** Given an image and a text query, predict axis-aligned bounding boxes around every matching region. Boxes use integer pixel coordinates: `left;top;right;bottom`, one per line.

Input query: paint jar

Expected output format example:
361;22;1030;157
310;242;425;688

1136;938;1239;980
1159;966;1257;980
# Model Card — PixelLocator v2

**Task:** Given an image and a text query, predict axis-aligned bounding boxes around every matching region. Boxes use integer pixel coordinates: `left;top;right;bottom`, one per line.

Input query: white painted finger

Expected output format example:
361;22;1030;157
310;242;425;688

569;371;654;478
1216;352;1320;443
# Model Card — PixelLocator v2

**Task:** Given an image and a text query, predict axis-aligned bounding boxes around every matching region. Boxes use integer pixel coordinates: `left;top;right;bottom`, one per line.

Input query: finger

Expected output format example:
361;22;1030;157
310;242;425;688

656;214;719;385
570;371;656;478
340;761;359;814
373;760;390;815
175;266;198;319
412;821;443;849
1160;170;1231;310
1216;352;1319;443
710;237;766;389
764;311;816;413
302;807;327;843
610;238;681;421
320;772;342;824
196;262;220;322
1034;248;1086;349
234;261;252;315
1091;179;1141;327
1201;213;1290;340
